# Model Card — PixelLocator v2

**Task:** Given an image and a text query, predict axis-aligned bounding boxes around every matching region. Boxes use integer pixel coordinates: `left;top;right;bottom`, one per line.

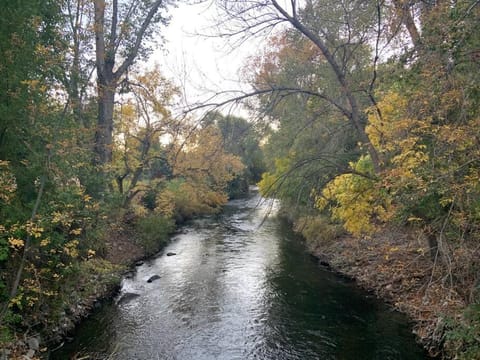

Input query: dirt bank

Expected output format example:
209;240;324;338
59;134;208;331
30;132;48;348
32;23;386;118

310;227;465;358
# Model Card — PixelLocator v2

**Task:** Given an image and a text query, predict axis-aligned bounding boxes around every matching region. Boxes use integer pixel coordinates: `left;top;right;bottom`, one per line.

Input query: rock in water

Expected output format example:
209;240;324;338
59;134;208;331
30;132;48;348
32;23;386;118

117;292;140;305
147;275;161;283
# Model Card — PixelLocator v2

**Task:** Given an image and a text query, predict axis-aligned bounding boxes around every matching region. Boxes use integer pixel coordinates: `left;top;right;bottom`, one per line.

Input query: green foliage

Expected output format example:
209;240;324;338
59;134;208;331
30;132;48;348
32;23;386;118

0;325;14;344
293;215;344;251
0;236;8;263
136;215;175;255
445;304;480;359
142;189;158;211
0;0;94;330
213;112;266;186
258;156;306;202
250;30;360;206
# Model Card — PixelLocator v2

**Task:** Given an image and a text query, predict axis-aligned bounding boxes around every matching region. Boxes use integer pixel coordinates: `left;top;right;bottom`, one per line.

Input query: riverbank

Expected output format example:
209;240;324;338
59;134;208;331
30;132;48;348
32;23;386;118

2;186;245;359
47;192;429;359
301;224;466;359
3;207;465;359
2;220;167;360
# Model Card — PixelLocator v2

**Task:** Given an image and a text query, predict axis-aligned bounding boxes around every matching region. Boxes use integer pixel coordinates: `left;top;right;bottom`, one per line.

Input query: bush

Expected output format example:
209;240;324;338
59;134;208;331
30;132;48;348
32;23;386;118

136;215;175;255
445;304;480;359
156;179;228;221
293;215;344;251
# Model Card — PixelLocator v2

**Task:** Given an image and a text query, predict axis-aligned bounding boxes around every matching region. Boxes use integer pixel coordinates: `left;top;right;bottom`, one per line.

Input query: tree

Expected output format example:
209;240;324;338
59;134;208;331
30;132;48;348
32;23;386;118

61;0;96;127
205;112;265;197
112;66;179;206
157;124;245;218
366;1;480;262
247;32;360;206
0;0;103;327
93;0;171;166
217;0;384;172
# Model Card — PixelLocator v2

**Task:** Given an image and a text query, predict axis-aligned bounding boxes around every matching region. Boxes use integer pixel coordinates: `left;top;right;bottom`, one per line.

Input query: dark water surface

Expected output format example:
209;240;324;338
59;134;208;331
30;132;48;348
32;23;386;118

51;191;429;359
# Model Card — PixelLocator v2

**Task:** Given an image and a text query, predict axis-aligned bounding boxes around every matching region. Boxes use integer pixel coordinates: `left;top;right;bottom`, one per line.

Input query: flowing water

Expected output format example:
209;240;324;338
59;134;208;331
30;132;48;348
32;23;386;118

51;191;429;359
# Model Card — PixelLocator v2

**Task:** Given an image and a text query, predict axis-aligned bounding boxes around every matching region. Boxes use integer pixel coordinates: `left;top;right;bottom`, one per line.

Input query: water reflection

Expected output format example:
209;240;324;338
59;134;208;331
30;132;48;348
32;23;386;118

51;192;428;360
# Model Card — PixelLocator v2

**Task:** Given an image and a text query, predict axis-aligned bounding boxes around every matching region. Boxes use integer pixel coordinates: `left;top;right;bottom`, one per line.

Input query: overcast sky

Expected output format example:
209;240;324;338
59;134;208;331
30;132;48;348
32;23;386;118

147;2;253;111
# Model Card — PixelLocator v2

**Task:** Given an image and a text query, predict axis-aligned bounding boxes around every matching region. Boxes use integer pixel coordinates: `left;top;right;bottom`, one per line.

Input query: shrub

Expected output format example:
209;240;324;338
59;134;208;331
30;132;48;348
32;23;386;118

136;215;175;255
156;179;228;221
293;215;344;251
445;304;480;359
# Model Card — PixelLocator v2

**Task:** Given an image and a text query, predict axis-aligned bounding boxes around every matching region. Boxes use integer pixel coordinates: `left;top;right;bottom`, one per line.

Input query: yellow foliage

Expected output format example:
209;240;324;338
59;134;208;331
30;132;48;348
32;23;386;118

155;189;176;217
367;86;480;233
366;92;429;175
171;125;244;191
25;221;44;238
258;172;277;197
8;237;24;249
315;156;392;236
258;156;291;197
63;240;79;258
87;249;96;259
69;228;82;235
131;203;149;218
0;162;17;203
51;211;74;227
9;294;23;309
157;181;229;219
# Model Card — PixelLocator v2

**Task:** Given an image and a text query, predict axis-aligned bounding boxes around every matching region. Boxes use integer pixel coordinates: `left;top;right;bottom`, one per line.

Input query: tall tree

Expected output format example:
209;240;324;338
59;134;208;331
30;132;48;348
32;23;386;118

217;0;383;172
205;112;265;197
112;66;179;206
93;0;171;165
61;0;96;127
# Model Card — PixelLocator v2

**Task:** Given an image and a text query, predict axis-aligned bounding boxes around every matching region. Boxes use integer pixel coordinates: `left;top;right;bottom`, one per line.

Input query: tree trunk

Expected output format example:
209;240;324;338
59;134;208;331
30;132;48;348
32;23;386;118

92;0;165;166
427;231;439;263
94;79;116;164
124;137;152;207
392;0;422;48
346;90;382;173
116;175;125;194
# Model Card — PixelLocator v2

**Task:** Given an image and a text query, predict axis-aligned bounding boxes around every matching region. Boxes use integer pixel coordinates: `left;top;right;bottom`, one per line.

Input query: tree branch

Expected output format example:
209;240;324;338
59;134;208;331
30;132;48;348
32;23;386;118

114;0;165;79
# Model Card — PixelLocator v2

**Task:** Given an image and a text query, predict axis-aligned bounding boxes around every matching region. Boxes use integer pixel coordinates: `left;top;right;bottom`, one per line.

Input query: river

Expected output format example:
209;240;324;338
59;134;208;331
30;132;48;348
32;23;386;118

51;190;429;359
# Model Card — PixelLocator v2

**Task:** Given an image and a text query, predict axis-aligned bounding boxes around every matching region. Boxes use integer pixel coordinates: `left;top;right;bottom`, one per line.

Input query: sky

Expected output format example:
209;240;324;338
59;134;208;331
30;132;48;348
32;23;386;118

148;1;263;116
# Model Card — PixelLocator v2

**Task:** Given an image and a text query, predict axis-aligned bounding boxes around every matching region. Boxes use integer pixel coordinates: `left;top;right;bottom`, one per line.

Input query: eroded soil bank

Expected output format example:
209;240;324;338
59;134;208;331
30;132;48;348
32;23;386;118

308;227;465;359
